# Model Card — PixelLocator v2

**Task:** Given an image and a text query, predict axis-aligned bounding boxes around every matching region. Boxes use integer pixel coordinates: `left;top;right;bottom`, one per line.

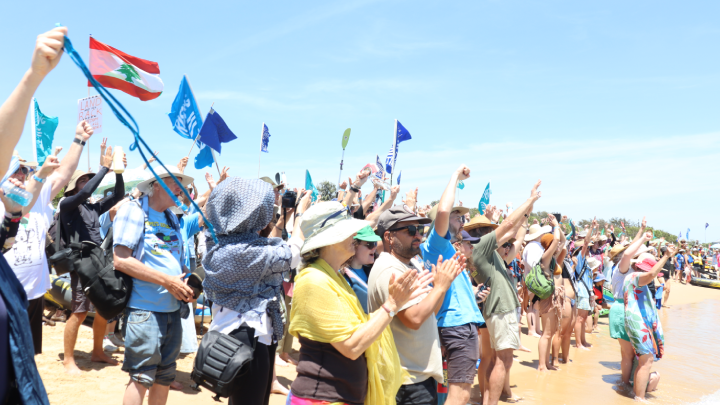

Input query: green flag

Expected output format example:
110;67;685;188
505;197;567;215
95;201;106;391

478;182;491;214
341;128;351;149
305;169;318;202
33;98;58;166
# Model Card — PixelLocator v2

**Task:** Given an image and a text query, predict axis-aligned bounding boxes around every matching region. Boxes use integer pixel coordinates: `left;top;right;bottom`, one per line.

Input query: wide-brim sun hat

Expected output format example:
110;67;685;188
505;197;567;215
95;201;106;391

599;235;608;242
426;204;470;222
594;274;606;283
636;257;658;272
137;165;194;195
300;201;370;254
463;215;499;232
524;224;552;241
609;244;629;260
631;252;656;265
586;257;602;270
64;170;96;196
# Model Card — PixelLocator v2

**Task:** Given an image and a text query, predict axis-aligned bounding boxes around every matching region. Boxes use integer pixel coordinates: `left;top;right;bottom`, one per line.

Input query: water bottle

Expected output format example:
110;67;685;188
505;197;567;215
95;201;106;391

113;146;125;174
1;181;32;207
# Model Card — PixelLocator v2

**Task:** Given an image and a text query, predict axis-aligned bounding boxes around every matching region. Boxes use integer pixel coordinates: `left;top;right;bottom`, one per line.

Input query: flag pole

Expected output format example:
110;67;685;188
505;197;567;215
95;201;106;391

390;119;397;187
258;122;263;178
186;101;213;159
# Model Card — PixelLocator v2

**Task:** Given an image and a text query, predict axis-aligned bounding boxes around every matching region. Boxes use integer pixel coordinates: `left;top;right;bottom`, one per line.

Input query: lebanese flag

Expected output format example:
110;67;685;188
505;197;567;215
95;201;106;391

88;37;163;101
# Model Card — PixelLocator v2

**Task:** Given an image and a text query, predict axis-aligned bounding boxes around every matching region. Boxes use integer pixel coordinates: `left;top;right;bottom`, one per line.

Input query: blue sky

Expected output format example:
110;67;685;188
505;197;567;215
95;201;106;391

2;1;719;241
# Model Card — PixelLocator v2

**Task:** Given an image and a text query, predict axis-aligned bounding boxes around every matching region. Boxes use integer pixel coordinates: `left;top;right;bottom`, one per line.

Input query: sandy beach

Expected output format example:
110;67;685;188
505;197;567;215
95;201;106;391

36;281;720;405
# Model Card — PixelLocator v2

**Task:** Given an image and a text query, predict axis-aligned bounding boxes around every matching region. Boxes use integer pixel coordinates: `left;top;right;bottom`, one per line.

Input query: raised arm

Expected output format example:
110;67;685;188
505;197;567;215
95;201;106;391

342;169;370;208
541;216;560;271
48;121;95;197
0;27;66;178
496;180;541;245
435;165;470;238
581;218;597;258
637;245;676;286
619;219;651;274
361;183;379;214
364;185;399;229
58;151;112;213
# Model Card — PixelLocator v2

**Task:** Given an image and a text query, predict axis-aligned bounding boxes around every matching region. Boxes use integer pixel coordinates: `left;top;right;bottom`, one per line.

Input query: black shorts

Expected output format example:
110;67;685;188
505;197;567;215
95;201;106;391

438;324;479;385
659;270;670;279
396;377;438;405
70;271;92;313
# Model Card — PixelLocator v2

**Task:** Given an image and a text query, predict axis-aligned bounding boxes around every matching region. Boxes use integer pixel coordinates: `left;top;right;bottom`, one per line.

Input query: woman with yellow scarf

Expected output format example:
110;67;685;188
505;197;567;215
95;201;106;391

289;201;431;405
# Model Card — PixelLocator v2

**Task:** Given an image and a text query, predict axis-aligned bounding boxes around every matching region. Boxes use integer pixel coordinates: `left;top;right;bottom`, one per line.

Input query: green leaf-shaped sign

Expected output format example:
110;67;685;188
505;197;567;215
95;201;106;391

342;128;351;149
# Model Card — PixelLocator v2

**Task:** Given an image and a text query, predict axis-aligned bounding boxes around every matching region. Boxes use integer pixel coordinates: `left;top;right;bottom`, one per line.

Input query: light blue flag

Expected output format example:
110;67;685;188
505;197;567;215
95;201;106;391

396;171;402;186
678;231;682;240
195;142;214;169
33;99;58;166
261;123;271;153
305;170;318;202
687;228;690;240
478;182;491;214
168;76;202;140
457;180;465;190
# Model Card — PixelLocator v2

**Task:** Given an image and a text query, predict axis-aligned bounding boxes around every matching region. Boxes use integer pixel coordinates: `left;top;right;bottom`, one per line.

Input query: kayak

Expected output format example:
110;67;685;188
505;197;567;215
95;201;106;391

690;277;720;289
600;308;609;317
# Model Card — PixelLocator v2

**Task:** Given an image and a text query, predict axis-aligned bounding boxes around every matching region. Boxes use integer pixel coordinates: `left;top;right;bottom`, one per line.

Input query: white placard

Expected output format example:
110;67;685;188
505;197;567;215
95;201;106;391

77;95;103;134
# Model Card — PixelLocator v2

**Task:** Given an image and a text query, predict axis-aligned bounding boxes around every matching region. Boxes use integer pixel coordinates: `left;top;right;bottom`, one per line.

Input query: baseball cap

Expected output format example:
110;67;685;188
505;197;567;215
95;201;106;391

376;205;431;237
355;226;381;242
460;230;480;243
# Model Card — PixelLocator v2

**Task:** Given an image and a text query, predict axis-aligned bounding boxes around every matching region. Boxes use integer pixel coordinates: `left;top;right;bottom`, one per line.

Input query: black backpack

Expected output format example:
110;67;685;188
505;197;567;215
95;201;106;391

191;325;256;400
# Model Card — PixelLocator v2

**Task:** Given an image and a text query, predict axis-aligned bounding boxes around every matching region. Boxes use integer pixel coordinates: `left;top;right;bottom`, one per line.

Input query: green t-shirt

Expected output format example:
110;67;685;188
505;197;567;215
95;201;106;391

471;231;520;316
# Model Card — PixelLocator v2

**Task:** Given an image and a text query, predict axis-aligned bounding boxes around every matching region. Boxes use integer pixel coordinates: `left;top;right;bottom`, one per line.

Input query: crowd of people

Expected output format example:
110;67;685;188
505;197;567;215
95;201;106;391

2;26;718;405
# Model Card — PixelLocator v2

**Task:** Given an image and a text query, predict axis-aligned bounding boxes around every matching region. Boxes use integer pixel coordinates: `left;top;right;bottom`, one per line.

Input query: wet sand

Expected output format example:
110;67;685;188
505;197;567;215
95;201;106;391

36;281;720;404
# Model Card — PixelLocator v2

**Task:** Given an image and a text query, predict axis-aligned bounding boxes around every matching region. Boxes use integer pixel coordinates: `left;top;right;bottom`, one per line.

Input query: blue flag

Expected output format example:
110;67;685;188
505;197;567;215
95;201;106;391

478;182;491;215
375;155;385;180
305;170;318;202
687;228;690;240
457;180;465;190
261;123;271;153
706;223;709;229
198;108;237;153
194;142;214;169
396;171;402;186
385;120;413;174
678;231;682;240
168;76;202;140
32;98;58;166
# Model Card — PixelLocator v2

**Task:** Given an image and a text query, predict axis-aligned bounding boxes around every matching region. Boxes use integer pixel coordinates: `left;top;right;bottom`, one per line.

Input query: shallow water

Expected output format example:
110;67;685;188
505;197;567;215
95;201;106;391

504;299;720;404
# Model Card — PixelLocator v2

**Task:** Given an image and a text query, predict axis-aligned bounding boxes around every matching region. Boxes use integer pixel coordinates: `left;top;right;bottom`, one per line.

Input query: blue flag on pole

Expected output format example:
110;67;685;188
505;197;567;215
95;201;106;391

706;223;709;229
305;170;318;202
375;155;385;180
687;228;690;240
198;108;237;153
478;182;491;214
168;76;202;140
195;142;214;169
396;171;402;186
385;120;413;174
261;123;271;153
32;98;58;166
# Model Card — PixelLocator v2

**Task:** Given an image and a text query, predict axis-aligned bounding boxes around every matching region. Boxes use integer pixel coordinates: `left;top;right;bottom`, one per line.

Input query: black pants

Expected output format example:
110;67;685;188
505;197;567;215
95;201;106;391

229;342;277;405
396;377;438;405
27;297;44;355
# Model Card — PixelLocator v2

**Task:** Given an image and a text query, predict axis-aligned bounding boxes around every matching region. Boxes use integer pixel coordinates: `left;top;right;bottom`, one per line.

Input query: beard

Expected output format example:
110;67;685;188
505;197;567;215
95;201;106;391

393;238;420;260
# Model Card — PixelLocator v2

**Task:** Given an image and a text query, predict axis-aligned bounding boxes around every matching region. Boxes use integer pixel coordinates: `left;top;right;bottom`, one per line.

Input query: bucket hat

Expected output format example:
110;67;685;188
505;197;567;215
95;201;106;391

300;201;370;254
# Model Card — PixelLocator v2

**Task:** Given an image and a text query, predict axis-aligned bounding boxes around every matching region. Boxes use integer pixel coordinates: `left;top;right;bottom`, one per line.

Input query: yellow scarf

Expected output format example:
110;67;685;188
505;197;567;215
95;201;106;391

289;259;403;405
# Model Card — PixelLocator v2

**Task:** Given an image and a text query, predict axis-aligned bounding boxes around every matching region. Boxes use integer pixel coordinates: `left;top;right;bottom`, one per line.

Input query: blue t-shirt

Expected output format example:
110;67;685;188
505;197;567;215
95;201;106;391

344;266;369;314
420;228;483;328
180;213;202;269
675;254;686;269
128;207;183;313
99;211;112;240
576;255;593;292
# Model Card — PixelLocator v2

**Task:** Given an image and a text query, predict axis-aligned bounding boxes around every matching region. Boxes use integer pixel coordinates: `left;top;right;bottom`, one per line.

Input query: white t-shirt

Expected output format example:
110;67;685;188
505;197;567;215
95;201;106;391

4;182;54;300
611;263;633;300
522;240;544;275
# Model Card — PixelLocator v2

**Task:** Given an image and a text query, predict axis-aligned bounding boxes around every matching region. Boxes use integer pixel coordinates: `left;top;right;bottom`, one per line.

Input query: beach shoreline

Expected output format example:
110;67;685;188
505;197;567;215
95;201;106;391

36;281;720;405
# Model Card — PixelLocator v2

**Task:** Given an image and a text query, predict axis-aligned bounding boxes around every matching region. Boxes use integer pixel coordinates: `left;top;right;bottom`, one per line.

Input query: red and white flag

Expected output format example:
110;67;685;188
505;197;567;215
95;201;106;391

88;37;163;101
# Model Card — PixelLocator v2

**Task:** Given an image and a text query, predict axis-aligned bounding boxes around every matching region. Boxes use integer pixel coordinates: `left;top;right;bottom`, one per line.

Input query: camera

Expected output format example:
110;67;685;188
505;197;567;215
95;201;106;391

282;190;297;208
552;213;562;223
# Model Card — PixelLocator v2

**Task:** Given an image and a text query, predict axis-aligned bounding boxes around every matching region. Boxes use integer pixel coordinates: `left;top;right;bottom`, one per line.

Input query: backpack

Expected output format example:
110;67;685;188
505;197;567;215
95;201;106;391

525;258;555;300
191;325;256;400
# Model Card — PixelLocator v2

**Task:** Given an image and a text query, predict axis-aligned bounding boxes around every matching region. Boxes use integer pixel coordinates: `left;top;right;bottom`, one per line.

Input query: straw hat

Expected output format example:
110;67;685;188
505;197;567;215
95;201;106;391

599;235;608;242
524;224;551;242
426;204;470;222
13;151;38;168
137;165;194;195
608;244;629;260
463;215;499;232
300;201;370;254
64;170;96;196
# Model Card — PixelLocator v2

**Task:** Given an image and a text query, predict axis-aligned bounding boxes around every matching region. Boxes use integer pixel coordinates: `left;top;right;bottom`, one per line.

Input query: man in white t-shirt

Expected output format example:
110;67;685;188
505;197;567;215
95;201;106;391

4;122;95;355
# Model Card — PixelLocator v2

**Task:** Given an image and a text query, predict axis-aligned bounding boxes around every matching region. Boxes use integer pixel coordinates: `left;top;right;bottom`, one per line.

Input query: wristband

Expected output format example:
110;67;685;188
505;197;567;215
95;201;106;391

32;174;46;184
73;137;86;146
350;186;360;193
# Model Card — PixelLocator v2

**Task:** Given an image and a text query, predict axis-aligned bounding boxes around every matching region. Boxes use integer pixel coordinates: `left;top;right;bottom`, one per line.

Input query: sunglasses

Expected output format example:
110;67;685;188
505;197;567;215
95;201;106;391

358;241;378;249
502;242;512;249
390;224;426;237
14;166;32;176
452;214;467;224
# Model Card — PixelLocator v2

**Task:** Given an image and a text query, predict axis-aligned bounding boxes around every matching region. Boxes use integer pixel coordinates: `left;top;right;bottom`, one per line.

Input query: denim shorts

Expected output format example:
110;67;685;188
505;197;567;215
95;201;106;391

121;308;182;388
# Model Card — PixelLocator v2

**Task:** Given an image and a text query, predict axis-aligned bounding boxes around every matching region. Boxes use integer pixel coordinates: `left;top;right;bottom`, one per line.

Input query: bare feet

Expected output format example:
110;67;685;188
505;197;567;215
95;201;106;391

583;342;593;348
63;361;83;375
575;345;590;351
279;352;298;366
90;351;119;366
528;332;542;338
170;381;184;391
271;380;289;396
518;345;532;353
275;355;289;367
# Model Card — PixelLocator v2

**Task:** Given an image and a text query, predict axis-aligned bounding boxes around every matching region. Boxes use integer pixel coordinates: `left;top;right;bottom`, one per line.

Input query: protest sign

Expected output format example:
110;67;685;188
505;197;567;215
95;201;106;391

77;95;103;133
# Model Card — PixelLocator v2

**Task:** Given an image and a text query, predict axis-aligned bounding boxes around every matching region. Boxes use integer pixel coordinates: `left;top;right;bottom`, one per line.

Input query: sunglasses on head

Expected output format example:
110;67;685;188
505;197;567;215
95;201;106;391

390;224;425;237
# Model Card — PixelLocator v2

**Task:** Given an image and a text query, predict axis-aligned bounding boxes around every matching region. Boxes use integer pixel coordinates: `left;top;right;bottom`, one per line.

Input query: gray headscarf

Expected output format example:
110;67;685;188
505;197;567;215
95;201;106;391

202;177;292;341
